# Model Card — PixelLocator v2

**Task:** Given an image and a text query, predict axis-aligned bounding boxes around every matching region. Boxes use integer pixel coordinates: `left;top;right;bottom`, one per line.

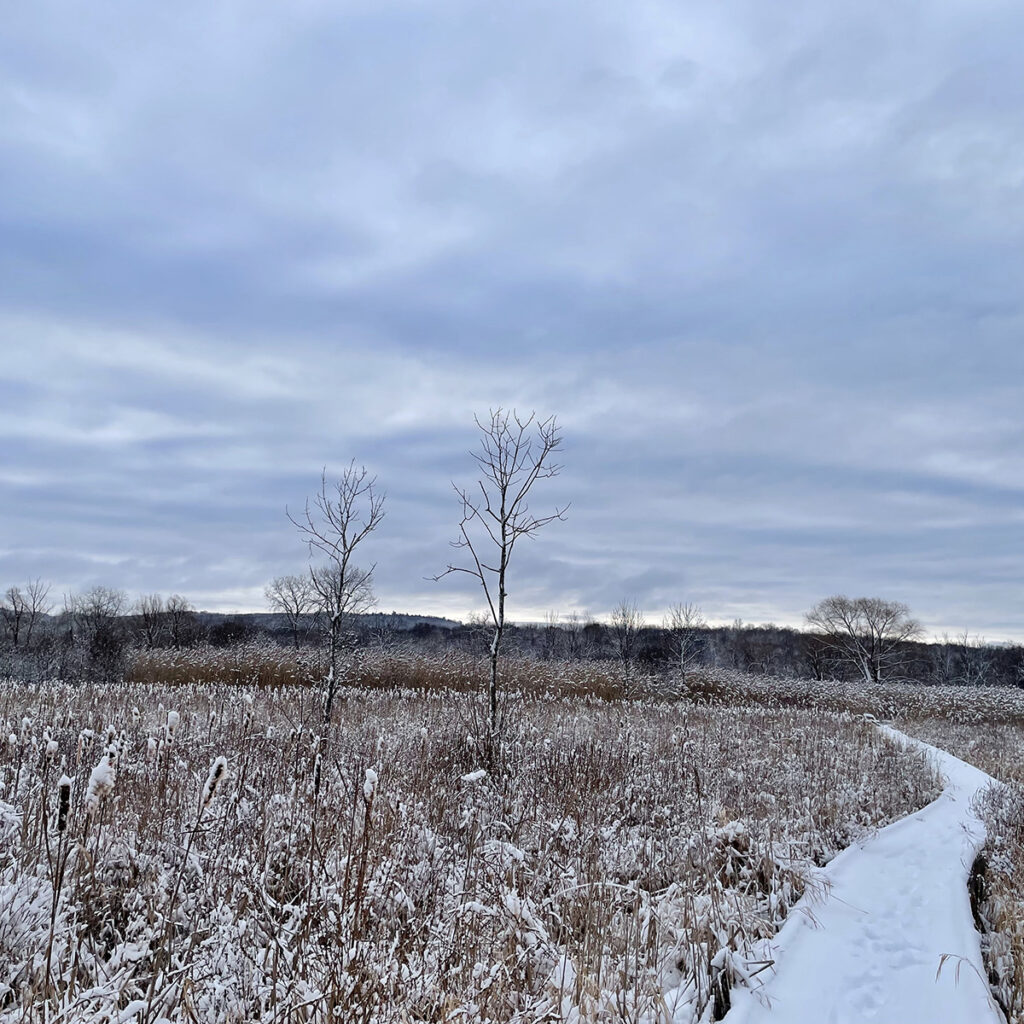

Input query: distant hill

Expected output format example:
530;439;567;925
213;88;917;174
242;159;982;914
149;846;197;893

193;610;462;631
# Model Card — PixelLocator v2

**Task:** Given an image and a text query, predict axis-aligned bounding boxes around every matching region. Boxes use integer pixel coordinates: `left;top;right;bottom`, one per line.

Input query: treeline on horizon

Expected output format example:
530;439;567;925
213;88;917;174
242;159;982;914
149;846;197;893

1;579;1021;690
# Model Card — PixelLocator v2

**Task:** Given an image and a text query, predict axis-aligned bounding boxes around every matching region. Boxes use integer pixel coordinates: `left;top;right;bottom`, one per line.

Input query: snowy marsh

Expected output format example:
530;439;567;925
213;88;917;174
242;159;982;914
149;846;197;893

899;718;1024;1024
0;679;941;1023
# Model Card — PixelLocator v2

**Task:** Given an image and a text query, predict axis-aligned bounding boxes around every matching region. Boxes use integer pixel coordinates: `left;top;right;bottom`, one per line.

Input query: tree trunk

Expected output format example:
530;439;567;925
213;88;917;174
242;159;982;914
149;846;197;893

325;614;341;724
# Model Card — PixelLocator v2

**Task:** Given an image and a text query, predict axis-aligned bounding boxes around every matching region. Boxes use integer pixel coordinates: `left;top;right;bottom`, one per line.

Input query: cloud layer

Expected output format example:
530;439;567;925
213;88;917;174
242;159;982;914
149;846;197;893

2;0;1023;638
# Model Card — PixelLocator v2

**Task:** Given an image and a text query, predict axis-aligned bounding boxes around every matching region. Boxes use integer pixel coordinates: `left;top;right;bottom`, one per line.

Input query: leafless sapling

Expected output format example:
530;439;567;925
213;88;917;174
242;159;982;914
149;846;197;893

289;463;385;722
434;409;567;735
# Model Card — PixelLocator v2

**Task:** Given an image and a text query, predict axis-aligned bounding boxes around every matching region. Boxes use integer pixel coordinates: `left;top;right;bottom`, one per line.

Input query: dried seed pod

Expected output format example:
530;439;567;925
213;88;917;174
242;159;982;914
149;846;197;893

202;756;228;808
57;775;72;832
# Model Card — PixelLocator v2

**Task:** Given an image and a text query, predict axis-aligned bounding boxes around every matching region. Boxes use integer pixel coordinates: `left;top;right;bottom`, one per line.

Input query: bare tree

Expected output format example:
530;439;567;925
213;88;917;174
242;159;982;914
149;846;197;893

541;610;561;661
805;595;923;684
564;610;588;662
611;600;644;685
434;409;567;735
164;594;197;648
289;463;385;722
664;601;706;674
310;559;376;649
1;587;26;648
1;579;52;648
135;593;167;649
66;586;128;679
955;631;991;687
265;574;317;649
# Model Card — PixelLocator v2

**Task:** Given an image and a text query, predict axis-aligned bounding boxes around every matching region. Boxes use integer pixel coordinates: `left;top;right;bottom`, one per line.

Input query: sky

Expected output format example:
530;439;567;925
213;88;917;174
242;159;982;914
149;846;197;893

1;0;1023;639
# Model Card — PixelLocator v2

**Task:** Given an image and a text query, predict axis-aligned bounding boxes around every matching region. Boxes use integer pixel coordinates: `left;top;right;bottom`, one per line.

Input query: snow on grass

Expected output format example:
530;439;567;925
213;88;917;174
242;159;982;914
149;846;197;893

723;727;1003;1024
901;718;1024;1023
0;678;940;1023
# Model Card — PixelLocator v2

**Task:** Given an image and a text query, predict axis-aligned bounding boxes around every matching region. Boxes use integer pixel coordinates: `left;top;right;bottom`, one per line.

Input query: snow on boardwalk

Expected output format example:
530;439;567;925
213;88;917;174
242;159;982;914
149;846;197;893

723;726;1003;1024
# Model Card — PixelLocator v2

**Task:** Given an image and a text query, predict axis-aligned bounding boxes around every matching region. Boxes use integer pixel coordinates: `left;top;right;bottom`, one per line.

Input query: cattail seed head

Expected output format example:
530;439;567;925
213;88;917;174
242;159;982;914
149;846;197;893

202;756;227;808
165;710;180;746
85;752;116;811
57;775;72;832
363;767;378;803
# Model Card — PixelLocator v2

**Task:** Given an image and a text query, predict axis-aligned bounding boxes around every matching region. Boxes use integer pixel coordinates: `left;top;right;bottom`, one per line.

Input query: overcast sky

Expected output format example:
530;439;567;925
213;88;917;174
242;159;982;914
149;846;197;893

2;0;1023;638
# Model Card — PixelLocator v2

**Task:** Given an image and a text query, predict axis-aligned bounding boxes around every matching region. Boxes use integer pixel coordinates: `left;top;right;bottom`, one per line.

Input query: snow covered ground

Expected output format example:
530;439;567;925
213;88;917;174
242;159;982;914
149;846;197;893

723;725;1003;1024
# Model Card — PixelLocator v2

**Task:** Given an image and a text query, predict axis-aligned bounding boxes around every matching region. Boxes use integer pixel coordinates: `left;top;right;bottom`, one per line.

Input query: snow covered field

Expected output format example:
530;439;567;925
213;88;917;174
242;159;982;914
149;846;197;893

0;677;943;1023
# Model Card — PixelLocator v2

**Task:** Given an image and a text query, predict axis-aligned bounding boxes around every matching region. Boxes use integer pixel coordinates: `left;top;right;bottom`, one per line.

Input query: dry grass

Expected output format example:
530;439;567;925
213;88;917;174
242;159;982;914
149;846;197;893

0;677;940;1024
897;718;1024;1023
128;643;662;699
682;668;1024;725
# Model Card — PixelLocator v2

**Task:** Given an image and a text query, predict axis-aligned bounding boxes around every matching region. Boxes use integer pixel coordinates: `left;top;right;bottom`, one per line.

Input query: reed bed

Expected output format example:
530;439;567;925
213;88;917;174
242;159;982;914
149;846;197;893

681;667;1024;725
127;644;637;700
0;678;940;1023
128;645;1024;727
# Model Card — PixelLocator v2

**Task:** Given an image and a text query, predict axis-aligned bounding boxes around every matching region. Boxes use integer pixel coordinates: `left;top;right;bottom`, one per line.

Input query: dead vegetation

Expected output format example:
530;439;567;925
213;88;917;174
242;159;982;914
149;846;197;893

0;676;940;1023
127;643;642;699
898;718;1024;1023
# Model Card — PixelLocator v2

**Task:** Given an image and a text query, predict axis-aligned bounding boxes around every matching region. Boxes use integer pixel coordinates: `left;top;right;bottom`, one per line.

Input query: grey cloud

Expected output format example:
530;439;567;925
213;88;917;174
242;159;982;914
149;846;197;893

2;0;1024;636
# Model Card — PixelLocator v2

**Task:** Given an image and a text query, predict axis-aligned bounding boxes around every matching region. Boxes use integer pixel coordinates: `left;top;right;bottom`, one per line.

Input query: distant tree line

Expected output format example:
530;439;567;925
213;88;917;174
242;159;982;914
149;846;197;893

3;577;1023;690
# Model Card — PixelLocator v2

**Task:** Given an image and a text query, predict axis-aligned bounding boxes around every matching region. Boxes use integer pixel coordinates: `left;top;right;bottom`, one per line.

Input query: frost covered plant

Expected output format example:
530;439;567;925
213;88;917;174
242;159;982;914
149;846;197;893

201;756;227;809
84;749;116;811
363;766;378;802
0;676;944;1024
164;709;180;745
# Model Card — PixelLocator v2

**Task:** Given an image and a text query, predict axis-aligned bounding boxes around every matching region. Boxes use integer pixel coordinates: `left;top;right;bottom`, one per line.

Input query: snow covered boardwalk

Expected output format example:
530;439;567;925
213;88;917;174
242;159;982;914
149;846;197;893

723;726;1003;1024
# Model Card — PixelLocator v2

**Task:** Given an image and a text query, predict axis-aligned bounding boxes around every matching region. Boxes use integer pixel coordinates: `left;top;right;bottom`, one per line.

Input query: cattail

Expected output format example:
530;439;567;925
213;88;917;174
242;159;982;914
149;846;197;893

85;751;116;811
146;736;158;759
45;738;58;761
165;710;180;745
77;729;94;766
363;767;378;803
202;756;227;808
57;775;72;832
